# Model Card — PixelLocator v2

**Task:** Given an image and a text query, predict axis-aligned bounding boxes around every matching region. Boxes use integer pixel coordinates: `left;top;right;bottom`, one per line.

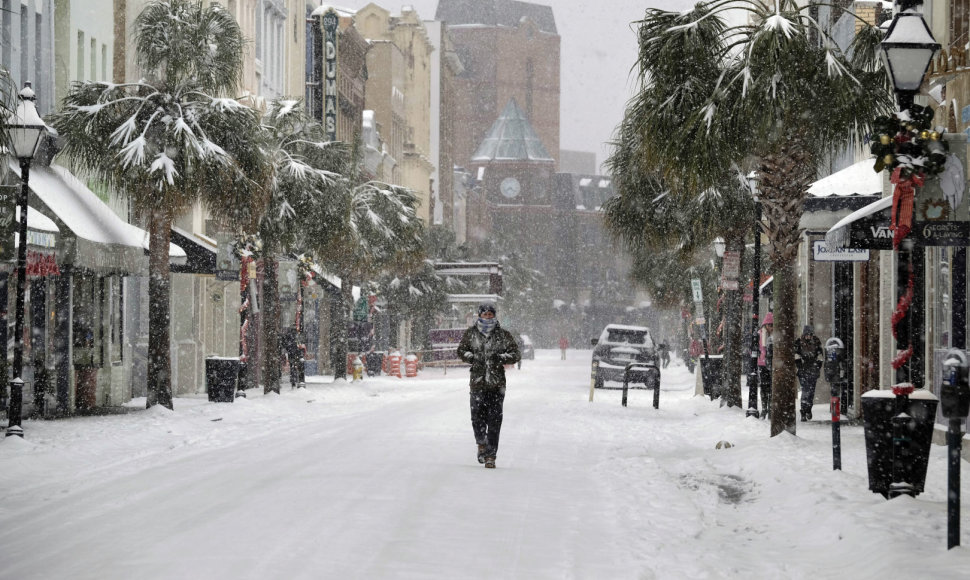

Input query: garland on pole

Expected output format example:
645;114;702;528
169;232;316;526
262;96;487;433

869;104;948;390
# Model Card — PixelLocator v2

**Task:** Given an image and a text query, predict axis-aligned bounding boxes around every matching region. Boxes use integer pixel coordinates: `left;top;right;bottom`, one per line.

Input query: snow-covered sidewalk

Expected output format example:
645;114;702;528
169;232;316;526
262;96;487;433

1;350;968;579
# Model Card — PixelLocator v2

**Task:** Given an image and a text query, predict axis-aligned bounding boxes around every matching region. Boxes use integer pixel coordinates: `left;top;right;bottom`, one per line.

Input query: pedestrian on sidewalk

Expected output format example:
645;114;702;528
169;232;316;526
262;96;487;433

558;335;569;360
458;302;521;469
794;325;823;421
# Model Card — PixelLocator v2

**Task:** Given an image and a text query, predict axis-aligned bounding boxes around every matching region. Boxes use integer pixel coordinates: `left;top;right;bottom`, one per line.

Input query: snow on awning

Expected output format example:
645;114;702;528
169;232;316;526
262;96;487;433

807;159;882;197
824;196;893;251
9;161;185;274
170;226;216;275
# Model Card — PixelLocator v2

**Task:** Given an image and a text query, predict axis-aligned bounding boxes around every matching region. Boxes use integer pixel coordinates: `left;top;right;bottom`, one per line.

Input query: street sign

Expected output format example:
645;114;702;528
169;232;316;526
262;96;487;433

722;251;741;280
690;278;703;303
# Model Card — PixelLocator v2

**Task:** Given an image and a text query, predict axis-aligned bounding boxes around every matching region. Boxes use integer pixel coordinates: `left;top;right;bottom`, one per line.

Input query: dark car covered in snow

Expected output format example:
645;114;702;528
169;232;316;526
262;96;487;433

590;324;660;389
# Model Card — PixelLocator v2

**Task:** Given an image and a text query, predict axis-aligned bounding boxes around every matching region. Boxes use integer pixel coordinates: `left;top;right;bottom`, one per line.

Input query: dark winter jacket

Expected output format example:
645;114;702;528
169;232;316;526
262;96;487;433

457;322;521;390
794;334;823;378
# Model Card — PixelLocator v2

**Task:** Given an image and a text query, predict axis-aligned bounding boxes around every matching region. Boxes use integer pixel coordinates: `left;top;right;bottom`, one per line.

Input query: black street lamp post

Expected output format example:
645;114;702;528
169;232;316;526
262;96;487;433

4;82;49;438
746;174;761;418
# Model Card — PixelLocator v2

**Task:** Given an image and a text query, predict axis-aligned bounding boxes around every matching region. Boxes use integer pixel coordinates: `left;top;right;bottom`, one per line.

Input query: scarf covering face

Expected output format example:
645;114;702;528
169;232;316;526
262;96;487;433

476;317;497;335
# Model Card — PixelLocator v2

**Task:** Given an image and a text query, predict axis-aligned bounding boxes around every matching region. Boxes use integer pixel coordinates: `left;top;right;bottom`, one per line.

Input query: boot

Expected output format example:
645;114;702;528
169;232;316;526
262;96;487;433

477;444;486;464
484;457;496;469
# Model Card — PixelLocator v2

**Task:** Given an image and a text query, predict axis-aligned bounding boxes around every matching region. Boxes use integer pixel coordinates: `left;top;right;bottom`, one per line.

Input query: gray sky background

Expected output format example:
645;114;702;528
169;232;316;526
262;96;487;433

338;0;696;172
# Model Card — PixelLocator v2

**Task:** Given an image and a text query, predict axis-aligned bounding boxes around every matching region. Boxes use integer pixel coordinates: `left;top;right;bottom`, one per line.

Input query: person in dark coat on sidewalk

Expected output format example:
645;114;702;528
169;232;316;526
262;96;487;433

794;325;823;421
457;302;521;469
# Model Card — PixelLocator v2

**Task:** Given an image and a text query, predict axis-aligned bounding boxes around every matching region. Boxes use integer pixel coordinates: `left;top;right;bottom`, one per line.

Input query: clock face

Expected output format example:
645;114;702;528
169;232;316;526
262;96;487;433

500;177;521;199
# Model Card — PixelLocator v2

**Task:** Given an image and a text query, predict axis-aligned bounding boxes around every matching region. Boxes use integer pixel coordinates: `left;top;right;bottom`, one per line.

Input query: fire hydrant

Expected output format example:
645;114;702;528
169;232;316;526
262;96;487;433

352;356;364;382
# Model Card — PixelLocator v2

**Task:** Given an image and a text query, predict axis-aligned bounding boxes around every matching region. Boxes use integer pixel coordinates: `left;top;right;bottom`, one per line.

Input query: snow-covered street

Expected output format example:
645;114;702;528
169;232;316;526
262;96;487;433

1;350;969;579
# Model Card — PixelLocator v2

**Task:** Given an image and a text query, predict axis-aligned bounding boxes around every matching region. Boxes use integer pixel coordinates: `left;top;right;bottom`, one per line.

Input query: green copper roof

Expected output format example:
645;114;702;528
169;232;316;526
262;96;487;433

471;99;554;163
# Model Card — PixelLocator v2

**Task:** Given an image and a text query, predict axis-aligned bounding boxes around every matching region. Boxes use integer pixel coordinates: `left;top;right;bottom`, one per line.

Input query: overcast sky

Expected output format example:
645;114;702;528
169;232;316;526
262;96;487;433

337;0;697;172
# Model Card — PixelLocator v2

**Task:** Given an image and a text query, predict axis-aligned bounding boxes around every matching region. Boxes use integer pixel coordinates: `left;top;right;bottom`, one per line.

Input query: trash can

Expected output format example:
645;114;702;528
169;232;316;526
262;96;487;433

366;352;382;376
700;355;724;399
206;357;240;403
862;389;938;498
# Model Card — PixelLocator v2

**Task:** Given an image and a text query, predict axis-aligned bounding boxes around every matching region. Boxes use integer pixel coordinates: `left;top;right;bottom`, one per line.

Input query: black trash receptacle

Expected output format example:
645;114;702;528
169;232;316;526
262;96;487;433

366;352;383;376
206;357;240;403
862;389;939;498
700;355;724;399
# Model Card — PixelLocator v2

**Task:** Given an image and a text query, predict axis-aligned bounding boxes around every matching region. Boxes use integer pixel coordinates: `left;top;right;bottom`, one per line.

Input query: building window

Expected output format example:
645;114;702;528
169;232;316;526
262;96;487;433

19;3;27;83
1;0;10;70
102;44;107;81
953;0;970;51
526;59;534;117
90;38;97;81
77;30;84;82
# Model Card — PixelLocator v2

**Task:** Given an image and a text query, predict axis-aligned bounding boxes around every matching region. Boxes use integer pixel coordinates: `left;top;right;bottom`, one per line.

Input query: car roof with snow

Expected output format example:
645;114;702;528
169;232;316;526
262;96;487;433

598;324;654;347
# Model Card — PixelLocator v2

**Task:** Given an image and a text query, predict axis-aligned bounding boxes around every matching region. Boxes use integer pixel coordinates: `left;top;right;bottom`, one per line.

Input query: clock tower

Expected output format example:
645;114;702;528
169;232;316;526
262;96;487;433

467;98;555;214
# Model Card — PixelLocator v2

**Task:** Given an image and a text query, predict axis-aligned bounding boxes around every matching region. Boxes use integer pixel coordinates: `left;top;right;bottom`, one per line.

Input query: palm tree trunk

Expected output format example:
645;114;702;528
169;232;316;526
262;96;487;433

147;210;173;410
331;279;352;381
721;235;746;407
262;255;281;394
770;257;799;435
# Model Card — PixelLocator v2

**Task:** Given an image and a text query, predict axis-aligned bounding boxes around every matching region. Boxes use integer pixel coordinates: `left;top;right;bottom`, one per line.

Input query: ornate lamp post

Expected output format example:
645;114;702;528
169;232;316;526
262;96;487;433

859;0;942;511
4;83;49;438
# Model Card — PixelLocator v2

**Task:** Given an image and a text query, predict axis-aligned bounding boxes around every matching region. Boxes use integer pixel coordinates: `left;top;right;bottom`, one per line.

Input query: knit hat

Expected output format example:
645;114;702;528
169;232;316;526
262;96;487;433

762;312;774;326
478;302;497;316
802;325;814;335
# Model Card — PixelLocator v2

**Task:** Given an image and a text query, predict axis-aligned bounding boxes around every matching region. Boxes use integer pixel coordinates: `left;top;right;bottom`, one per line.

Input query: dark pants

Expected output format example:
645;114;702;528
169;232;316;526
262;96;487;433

281;329;304;388
799;373;819;413
470;387;505;459
758;365;772;416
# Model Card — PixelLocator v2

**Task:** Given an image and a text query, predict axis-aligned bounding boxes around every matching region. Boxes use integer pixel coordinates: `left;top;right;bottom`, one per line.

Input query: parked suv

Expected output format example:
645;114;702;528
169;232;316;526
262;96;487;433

590;324;660;389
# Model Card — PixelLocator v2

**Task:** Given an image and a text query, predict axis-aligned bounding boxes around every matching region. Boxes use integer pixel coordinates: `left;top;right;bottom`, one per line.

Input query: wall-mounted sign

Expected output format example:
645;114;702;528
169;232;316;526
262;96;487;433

913;134;969;247
321;9;339;142
813;240;870;262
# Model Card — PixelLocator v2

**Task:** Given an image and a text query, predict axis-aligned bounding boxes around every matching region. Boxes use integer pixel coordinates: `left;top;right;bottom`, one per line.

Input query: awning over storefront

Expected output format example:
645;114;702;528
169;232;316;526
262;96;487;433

170;226;216;274
9;161;185;274
825;195;892;251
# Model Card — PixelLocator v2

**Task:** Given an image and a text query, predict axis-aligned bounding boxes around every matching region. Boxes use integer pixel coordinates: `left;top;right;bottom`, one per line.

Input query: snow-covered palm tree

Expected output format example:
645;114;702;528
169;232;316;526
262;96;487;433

255;99;344;393
313;140;425;380
614;1;892;435
49;0;268;409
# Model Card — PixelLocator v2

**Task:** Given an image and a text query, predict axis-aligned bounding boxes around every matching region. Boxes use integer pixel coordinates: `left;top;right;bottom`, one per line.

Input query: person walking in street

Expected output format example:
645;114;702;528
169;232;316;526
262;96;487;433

758;312;774;419
794;325;823;421
658;339;671;369
558;335;569;360
458;302;521;469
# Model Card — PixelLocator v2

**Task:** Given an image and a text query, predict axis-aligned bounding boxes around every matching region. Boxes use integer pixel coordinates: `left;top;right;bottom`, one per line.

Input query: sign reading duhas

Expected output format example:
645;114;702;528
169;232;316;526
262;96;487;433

321;9;339;142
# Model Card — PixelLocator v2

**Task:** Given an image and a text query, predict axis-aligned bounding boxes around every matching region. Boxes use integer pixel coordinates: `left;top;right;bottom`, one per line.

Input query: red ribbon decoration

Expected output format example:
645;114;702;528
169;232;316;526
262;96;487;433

889;167;924;249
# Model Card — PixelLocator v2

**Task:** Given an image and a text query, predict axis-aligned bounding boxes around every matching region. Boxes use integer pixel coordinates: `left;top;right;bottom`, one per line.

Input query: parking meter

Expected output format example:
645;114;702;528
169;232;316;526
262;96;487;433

824;338;845;383
824;337;845;471
940;349;970;419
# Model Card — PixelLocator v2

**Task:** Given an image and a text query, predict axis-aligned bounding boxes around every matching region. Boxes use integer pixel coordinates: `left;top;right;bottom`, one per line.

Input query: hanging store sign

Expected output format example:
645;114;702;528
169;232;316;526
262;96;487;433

215;232;240;282
321;8;339;142
278;259;299;302
812;240;870;262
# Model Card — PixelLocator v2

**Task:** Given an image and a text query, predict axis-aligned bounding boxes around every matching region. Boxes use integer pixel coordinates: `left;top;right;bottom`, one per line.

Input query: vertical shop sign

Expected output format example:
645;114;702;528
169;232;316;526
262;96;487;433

322;9;339;142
